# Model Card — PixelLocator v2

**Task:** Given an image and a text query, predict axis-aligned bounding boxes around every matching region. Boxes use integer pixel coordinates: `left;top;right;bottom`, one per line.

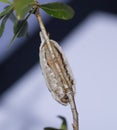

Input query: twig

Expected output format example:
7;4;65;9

35;7;54;56
68;93;79;130
35;5;79;130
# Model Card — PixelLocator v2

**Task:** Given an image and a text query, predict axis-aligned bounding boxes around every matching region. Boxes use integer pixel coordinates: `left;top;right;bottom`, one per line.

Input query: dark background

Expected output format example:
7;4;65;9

0;0;117;95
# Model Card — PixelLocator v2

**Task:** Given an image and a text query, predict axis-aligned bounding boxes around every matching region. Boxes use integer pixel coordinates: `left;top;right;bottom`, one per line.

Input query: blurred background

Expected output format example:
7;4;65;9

0;0;117;130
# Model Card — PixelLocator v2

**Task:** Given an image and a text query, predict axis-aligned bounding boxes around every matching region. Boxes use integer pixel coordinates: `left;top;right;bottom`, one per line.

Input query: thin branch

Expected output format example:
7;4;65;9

35;3;79;130
68;93;79;130
35;7;54;56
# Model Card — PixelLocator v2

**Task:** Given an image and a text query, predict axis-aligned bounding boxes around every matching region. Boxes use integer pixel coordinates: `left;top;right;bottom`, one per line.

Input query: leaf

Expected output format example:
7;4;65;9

58;116;67;130
8;12;17;23
0;0;11;4
44;116;67;130
40;2;75;20
9;13;30;47
0;6;13;37
14;0;35;19
0;15;8;37
0;5;13;19
13;20;28;38
44;127;60;130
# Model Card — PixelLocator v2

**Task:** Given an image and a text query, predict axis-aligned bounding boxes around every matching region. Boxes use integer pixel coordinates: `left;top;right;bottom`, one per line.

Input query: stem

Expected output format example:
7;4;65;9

68;93;79;130
35;4;79;130
35;9;48;41
35;7;54;55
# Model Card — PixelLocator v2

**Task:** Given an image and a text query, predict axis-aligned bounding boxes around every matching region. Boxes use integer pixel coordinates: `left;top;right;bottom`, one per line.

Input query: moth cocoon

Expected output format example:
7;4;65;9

39;32;75;105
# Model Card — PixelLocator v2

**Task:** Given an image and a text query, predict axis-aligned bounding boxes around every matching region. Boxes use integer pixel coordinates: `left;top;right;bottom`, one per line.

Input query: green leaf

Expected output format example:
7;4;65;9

0;6;13;37
0;0;11;4
0;15;8;37
9;13;30;47
58;116;67;130
44;127;60;130
13;20;28;38
14;0;35;19
44;116;67;130
40;2;75;20
8;11;17;23
0;5;13;19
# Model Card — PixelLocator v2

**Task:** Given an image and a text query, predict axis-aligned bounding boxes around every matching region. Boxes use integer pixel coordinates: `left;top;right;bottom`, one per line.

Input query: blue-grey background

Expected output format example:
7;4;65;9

0;0;117;130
